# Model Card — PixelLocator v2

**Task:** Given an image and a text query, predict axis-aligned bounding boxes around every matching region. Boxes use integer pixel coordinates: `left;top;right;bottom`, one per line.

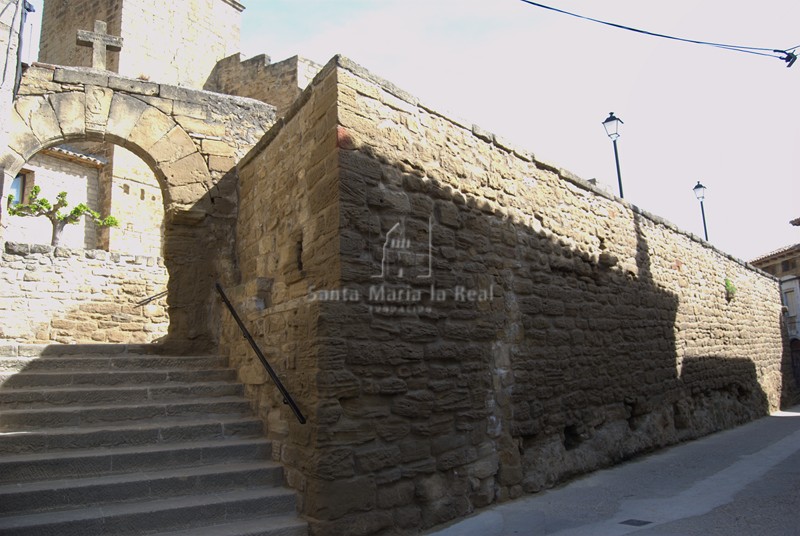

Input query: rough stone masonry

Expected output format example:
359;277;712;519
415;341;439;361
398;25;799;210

221;56;795;536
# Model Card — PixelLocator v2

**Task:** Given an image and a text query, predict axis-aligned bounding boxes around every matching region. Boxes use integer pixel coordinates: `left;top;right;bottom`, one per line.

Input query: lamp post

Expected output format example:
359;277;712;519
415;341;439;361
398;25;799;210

693;181;708;241
602;112;624;198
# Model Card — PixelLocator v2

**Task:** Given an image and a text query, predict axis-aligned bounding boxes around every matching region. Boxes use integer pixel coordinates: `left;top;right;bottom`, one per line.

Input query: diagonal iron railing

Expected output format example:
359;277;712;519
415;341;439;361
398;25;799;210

136;290;169;306
215;282;306;424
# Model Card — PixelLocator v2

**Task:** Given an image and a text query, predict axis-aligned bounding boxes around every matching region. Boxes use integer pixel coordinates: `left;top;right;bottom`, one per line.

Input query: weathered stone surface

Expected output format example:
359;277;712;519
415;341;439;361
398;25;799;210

0;247;168;344
49;91;86;138
84;85;114;132
148;126;199;164
53;67;109;86
126;106;177;152
160;151;211;188
106;93;149;142
15;96;61;145
107;75;159;96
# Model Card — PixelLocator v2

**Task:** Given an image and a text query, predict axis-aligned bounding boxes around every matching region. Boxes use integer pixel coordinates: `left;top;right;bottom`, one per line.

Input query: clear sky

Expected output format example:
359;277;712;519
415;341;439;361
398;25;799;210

24;1;800;262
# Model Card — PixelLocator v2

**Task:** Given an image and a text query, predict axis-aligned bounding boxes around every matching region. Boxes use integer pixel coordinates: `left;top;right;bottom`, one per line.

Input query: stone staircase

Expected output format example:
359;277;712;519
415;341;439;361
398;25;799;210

0;344;307;536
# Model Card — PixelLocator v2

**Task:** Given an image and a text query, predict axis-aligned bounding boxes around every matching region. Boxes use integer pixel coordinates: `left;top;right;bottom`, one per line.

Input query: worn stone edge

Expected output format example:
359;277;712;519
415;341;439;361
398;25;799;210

330;55;777;281
0;343;166;357
38;63;276;112
239;55;340;169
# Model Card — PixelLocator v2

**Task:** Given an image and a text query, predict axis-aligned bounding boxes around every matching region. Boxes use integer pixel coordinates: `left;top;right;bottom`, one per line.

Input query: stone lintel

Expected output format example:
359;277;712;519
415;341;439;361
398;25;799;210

107;75;159;96
54;68;109;87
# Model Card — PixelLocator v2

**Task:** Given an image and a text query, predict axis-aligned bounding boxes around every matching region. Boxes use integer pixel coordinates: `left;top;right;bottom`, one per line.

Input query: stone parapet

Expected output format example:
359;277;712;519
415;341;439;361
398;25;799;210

206;54;323;118
0;241;168;344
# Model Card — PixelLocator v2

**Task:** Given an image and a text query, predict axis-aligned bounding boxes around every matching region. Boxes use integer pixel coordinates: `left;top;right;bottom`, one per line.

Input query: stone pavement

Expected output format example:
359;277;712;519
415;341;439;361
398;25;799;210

426;406;800;536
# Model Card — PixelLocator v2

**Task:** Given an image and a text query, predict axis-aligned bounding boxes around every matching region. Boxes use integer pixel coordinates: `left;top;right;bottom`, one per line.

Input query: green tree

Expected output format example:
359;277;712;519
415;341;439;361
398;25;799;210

8;186;119;247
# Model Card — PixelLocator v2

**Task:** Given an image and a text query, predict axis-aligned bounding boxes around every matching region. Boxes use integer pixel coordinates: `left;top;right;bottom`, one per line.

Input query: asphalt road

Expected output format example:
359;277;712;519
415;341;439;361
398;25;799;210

426;407;800;536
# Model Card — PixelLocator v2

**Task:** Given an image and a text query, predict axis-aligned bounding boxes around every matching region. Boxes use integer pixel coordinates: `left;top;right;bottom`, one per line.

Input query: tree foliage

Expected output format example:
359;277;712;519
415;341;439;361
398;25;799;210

8;186;119;246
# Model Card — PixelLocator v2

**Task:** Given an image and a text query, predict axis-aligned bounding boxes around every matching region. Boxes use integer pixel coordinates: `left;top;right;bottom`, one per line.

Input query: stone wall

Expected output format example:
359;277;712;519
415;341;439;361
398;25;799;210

39;0;244;88
220;56;341;512
0;241;168;344
39;0;124;74
207;54;323;117
226;57;794;536
3;64;277;351
0;0;21;181
108;146;163;256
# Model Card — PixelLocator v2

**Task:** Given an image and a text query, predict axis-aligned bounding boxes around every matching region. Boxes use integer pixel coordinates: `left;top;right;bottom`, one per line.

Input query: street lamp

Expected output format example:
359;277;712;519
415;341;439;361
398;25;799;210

602;112;624;198
693;181;708;241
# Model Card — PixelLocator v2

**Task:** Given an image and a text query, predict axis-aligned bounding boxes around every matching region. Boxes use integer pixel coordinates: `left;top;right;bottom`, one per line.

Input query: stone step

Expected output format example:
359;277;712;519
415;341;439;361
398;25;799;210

0;343;163;358
149;515;308;536
0;487;298;536
0;355;228;373
0;381;245;409
0;461;285;515
0;397;253;430
0;416;264;455
0;367;237;388
0;438;272;484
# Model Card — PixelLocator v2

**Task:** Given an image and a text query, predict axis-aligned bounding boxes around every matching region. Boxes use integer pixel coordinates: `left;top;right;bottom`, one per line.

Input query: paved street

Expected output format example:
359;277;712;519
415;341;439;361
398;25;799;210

427;407;800;536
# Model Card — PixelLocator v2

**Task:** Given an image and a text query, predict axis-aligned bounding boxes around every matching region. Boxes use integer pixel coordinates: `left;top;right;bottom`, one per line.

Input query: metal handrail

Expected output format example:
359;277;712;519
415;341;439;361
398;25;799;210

136;290;169;306
215;282;306;424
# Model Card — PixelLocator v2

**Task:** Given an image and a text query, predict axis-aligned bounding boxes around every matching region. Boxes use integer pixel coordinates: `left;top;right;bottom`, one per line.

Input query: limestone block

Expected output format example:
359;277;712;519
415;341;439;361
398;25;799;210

0;152;24;177
17;66;61;95
201;139;236;156
166;183;210;208
148;126;200;164
173;100;208;119
127;106;178;152
239;362;267;384
173;115;226;138
54;68;108;87
84;85;114;133
207;155;236;173
107;76;159;96
161;151;211;188
106;93;149;143
6;108;41;159
132;95;173;115
304;476;377;520
49;92;86;139
15;96;61;146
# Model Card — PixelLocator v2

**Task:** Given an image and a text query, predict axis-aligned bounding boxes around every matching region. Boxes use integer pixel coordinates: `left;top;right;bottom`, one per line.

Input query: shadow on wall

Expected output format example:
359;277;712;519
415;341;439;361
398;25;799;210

0;155;241;355
782;329;800;407
292;141;785;532
509;213;774;496
159;167;241;354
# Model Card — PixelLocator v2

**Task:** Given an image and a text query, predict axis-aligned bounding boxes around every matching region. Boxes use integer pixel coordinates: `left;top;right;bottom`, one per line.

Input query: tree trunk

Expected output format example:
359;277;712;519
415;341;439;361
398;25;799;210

51;220;67;247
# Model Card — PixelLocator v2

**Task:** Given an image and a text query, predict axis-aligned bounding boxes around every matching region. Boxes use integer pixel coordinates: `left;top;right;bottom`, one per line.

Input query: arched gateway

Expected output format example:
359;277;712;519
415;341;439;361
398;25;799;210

0;64;276;351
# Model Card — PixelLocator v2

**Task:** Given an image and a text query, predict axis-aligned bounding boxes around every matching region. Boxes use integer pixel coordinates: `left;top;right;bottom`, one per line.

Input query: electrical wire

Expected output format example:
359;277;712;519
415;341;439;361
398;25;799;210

518;0;798;67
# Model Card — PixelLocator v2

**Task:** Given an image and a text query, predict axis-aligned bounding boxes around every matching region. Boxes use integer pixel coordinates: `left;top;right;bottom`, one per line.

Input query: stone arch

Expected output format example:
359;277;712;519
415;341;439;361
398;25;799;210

1;80;223;352
3;90;213;218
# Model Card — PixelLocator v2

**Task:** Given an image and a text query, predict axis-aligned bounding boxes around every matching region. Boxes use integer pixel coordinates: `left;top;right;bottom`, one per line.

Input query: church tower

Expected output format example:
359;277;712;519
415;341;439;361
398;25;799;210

38;0;245;88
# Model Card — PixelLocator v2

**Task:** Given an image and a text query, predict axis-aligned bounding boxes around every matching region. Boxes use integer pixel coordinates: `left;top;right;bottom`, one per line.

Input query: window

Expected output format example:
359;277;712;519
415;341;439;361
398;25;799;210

8;173;25;206
785;289;797;318
782;260;797;272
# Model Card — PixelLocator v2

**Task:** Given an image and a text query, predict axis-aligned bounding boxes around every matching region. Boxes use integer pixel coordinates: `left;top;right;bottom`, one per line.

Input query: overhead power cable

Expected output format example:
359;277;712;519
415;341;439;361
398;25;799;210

518;0;797;68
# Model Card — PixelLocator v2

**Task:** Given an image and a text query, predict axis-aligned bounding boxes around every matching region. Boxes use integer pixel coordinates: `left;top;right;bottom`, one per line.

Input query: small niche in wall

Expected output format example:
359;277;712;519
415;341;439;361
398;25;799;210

123;184;130;194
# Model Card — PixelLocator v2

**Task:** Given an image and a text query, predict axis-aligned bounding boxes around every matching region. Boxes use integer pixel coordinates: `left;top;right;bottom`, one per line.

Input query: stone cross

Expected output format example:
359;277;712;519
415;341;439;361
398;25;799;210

76;20;123;71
